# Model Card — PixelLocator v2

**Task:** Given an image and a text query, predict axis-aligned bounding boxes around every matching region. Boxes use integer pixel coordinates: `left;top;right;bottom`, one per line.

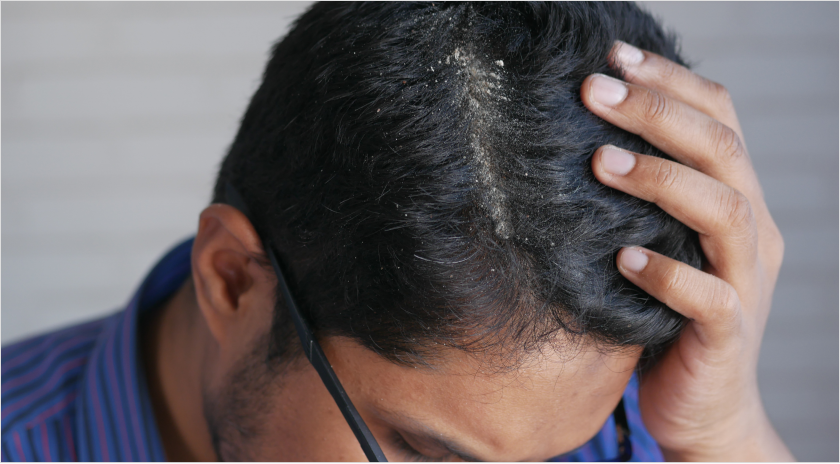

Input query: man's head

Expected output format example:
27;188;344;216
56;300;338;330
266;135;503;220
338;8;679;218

190;2;701;460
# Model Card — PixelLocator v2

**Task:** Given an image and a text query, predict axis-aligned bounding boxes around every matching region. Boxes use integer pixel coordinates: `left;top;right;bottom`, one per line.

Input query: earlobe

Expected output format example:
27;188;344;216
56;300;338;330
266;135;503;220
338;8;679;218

191;204;268;346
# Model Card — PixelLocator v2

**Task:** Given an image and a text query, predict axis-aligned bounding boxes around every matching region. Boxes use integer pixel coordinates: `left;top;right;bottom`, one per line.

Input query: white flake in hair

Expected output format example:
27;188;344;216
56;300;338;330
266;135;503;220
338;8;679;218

448;46;513;239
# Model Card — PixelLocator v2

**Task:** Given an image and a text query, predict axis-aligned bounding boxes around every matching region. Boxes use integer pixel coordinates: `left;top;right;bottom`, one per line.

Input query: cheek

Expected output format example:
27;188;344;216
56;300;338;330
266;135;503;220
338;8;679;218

236;366;371;461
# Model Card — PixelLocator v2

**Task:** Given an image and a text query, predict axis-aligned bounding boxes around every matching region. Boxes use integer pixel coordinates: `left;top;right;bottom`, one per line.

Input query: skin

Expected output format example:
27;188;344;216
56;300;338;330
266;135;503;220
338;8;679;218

142;41;794;461
144;202;641;461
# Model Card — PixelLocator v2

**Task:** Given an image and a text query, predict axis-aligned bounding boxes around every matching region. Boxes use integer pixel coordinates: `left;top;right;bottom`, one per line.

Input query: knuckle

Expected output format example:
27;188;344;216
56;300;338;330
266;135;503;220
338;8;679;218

652;160;681;191
773;227;785;259
766;223;786;267
656;60;680;82
709;282;741;328
662;265;689;300
708;80;735;112
721;190;755;232
710;123;747;166
642;91;674;126
719;284;741;315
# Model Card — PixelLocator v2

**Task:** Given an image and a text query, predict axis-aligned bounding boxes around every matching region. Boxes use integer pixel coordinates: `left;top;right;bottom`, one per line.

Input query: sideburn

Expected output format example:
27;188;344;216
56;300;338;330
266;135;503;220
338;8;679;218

202;330;292;461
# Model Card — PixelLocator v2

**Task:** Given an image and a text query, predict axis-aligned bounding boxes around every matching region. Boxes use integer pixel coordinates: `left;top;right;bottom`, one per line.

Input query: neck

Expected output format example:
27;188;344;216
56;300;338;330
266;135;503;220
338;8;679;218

142;277;218;461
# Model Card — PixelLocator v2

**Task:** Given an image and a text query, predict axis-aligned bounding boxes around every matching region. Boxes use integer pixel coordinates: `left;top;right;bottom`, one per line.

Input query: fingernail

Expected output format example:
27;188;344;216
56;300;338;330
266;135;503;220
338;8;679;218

601;146;636;176
614;41;645;67
620;248;649;273
590;74;628;107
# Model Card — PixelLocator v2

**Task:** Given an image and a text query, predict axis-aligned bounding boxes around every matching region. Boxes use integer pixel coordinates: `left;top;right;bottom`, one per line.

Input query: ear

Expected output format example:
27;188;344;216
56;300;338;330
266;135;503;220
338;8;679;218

191;204;274;348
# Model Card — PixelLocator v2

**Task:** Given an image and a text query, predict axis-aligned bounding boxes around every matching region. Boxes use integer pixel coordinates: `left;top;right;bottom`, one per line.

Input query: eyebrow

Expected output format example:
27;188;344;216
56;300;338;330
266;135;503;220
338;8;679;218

379;409;484;462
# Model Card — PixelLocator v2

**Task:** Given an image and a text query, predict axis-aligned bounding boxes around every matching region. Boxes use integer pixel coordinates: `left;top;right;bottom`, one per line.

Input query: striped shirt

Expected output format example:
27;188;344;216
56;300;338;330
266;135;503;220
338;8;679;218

2;237;664;462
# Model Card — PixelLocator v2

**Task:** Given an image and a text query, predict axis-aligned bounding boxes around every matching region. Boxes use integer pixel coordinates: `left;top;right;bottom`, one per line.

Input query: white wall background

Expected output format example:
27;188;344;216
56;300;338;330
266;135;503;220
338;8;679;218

3;2;837;460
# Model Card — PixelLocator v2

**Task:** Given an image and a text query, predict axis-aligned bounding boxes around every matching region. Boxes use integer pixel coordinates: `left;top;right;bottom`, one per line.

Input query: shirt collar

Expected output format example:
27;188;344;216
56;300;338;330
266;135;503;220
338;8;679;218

74;237;195;461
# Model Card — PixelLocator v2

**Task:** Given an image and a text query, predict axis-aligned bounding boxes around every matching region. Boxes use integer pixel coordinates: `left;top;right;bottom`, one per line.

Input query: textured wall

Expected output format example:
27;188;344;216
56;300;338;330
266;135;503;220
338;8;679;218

3;2;837;460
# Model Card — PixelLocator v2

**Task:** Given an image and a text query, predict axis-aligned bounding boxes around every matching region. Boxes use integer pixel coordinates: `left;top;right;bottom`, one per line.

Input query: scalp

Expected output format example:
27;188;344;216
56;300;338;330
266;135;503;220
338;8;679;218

214;2;702;369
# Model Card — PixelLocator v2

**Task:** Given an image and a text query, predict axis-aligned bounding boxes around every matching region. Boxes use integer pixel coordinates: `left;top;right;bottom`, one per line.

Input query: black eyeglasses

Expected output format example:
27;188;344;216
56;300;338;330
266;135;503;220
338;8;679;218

224;182;632;462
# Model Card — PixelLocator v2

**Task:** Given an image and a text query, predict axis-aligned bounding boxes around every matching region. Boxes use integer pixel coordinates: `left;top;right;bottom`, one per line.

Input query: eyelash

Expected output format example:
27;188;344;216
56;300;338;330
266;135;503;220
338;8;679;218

392;432;438;462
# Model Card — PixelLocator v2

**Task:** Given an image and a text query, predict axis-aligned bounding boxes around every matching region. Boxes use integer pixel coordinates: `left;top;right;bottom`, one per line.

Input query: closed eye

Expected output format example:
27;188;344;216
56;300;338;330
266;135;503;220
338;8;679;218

392;431;453;462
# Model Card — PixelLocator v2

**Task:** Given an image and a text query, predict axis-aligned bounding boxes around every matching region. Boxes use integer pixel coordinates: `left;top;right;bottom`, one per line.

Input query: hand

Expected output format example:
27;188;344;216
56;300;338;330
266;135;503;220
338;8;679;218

580;42;794;461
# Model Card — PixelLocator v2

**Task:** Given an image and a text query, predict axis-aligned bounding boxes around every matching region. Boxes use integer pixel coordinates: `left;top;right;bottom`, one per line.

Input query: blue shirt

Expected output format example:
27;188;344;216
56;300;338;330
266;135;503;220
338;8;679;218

2;237;664;461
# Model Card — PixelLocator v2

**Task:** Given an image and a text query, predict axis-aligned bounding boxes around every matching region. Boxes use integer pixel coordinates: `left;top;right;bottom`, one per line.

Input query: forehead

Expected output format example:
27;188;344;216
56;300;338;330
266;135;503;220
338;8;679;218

324;336;641;460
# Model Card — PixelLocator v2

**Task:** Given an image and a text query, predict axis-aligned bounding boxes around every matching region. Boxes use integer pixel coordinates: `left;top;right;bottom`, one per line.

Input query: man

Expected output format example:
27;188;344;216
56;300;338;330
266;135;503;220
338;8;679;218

2;3;793;461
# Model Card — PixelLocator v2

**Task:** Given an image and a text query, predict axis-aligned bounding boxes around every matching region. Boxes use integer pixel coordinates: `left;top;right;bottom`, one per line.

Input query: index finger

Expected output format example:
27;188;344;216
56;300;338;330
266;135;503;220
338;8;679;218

608;41;744;140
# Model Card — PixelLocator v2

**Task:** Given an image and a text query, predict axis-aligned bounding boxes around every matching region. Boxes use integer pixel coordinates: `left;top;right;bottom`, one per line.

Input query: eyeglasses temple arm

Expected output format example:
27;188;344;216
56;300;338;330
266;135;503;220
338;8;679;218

224;182;388;462
267;246;388;462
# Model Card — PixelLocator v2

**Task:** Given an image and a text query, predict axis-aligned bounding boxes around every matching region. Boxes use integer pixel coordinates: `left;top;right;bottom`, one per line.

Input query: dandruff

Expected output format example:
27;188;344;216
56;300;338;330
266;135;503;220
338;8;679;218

447;45;513;239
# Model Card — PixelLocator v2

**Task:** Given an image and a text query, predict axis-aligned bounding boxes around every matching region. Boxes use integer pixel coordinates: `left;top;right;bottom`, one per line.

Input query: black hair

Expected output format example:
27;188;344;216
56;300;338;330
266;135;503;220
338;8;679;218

213;1;702;369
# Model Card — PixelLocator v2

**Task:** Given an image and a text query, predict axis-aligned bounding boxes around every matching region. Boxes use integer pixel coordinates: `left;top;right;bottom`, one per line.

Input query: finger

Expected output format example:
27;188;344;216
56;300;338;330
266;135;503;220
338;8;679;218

580;73;761;200
616;246;743;347
592;146;758;275
608;40;744;140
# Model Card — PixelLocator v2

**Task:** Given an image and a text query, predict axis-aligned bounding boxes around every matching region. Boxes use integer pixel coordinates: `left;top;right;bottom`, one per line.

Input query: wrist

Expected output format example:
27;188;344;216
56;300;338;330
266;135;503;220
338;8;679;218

660;401;794;462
